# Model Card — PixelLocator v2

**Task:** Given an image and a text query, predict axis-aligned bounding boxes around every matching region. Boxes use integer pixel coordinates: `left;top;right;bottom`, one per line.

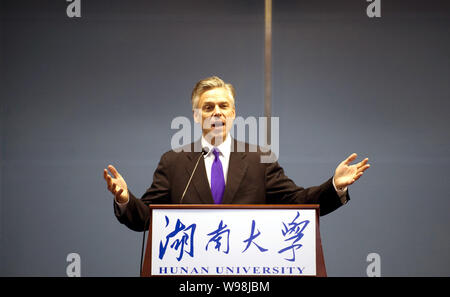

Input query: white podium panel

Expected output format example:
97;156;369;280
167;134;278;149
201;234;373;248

150;208;317;276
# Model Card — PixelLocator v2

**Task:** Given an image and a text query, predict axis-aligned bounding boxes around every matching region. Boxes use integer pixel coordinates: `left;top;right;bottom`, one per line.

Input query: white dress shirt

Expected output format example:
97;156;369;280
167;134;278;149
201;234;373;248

201;133;232;187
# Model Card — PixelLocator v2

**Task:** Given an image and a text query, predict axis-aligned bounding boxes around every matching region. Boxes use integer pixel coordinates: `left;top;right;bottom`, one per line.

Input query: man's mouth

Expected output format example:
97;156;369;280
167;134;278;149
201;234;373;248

211;120;225;128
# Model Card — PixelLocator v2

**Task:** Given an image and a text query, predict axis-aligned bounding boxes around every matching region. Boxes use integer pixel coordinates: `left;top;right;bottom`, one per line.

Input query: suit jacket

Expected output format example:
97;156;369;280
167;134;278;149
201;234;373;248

114;140;348;231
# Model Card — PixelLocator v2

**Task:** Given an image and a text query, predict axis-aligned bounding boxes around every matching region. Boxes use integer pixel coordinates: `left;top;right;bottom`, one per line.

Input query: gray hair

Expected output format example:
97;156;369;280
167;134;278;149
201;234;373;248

191;76;235;110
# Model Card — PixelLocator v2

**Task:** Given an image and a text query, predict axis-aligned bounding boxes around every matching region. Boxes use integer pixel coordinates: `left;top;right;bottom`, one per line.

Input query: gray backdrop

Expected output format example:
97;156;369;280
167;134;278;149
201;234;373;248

1;0;449;276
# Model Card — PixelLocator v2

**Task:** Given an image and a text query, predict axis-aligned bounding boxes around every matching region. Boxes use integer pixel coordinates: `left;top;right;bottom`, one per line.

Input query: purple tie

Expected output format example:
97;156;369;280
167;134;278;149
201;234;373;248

211;148;225;204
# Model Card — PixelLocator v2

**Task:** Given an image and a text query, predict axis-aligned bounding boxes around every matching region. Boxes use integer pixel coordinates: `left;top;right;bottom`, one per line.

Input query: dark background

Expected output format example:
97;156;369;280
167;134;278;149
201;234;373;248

1;0;449;276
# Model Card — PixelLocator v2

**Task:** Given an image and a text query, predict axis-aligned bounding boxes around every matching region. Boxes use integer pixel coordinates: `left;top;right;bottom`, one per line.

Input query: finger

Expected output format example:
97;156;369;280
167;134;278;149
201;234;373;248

358;164;370;173
344;153;358;165
353;172;364;182
108;165;120;178
345;178;355;186
104;169;110;180
356;158;369;169
112;183;122;196
115;188;124;200
103;169;108;180
106;174;113;189
104;169;112;183
111;183;117;194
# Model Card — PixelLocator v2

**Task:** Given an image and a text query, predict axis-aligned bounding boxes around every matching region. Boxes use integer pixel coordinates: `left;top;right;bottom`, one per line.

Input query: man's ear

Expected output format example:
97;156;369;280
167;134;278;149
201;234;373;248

193;108;201;123
228;107;236;121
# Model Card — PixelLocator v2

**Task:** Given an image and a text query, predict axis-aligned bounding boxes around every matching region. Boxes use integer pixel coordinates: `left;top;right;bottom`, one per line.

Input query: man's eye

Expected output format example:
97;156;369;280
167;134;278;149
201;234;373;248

203;105;213;111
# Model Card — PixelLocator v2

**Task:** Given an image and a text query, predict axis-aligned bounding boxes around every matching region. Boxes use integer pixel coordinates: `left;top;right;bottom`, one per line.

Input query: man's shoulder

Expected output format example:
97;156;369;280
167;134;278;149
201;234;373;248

165;141;202;154
159;141;202;162
232;140;267;154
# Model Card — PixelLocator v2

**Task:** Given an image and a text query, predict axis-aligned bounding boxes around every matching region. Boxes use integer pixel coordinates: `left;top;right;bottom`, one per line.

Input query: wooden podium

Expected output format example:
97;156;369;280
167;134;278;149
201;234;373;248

141;204;327;277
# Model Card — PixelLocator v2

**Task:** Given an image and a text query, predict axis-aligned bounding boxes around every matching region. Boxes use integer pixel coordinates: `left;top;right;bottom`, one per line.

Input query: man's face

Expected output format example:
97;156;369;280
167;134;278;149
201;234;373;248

194;87;236;145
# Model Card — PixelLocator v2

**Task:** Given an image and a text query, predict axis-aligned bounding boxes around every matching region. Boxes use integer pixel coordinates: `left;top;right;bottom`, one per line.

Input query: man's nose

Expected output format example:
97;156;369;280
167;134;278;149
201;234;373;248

212;105;222;116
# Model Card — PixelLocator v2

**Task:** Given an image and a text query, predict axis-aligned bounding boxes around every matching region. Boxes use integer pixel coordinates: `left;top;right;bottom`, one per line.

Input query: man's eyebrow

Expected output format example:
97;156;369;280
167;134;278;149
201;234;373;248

202;100;230;105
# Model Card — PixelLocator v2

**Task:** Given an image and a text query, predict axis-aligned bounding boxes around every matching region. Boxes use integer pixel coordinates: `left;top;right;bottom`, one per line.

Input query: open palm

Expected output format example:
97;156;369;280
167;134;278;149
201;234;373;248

103;165;129;203
334;153;370;189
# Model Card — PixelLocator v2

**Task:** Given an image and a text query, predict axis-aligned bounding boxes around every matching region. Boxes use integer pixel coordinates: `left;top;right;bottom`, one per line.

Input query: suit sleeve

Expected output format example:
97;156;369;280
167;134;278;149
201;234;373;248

264;159;348;216
113;152;172;231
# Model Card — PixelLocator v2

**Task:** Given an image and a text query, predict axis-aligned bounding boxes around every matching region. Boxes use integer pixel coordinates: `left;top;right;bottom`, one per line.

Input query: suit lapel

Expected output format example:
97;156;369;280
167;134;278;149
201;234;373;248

183;139;248;204
184;149;214;204
222;150;248;204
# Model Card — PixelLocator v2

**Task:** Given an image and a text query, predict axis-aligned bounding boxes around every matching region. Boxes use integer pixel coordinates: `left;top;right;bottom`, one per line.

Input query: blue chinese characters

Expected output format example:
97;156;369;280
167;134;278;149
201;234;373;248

158;211;310;263
278;211;310;262
159;216;197;261
206;220;231;254
242;220;268;253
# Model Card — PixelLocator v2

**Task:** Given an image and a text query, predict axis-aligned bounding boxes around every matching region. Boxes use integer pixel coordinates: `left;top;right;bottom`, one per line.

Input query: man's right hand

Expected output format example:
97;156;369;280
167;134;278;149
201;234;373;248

103;165;129;204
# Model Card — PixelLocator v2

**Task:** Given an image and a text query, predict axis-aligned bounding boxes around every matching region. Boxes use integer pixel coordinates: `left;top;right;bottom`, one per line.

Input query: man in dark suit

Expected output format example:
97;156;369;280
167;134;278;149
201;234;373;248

104;76;370;232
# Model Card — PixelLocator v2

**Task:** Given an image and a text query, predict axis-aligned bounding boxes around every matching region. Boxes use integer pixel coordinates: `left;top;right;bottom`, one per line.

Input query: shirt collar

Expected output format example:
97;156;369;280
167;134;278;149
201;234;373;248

201;133;232;157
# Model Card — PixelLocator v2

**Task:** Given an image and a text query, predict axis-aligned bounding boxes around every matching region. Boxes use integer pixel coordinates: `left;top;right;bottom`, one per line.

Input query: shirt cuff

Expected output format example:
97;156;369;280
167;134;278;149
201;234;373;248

332;176;348;205
115;197;129;214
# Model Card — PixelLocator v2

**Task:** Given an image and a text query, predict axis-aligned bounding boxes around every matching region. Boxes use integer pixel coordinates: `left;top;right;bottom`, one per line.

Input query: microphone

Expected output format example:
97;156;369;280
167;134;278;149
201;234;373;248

180;147;209;203
140;215;150;276
140;147;209;275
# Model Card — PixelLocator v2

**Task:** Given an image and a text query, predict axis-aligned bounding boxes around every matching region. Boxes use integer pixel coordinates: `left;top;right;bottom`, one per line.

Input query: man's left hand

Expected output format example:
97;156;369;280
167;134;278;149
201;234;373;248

334;153;370;189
